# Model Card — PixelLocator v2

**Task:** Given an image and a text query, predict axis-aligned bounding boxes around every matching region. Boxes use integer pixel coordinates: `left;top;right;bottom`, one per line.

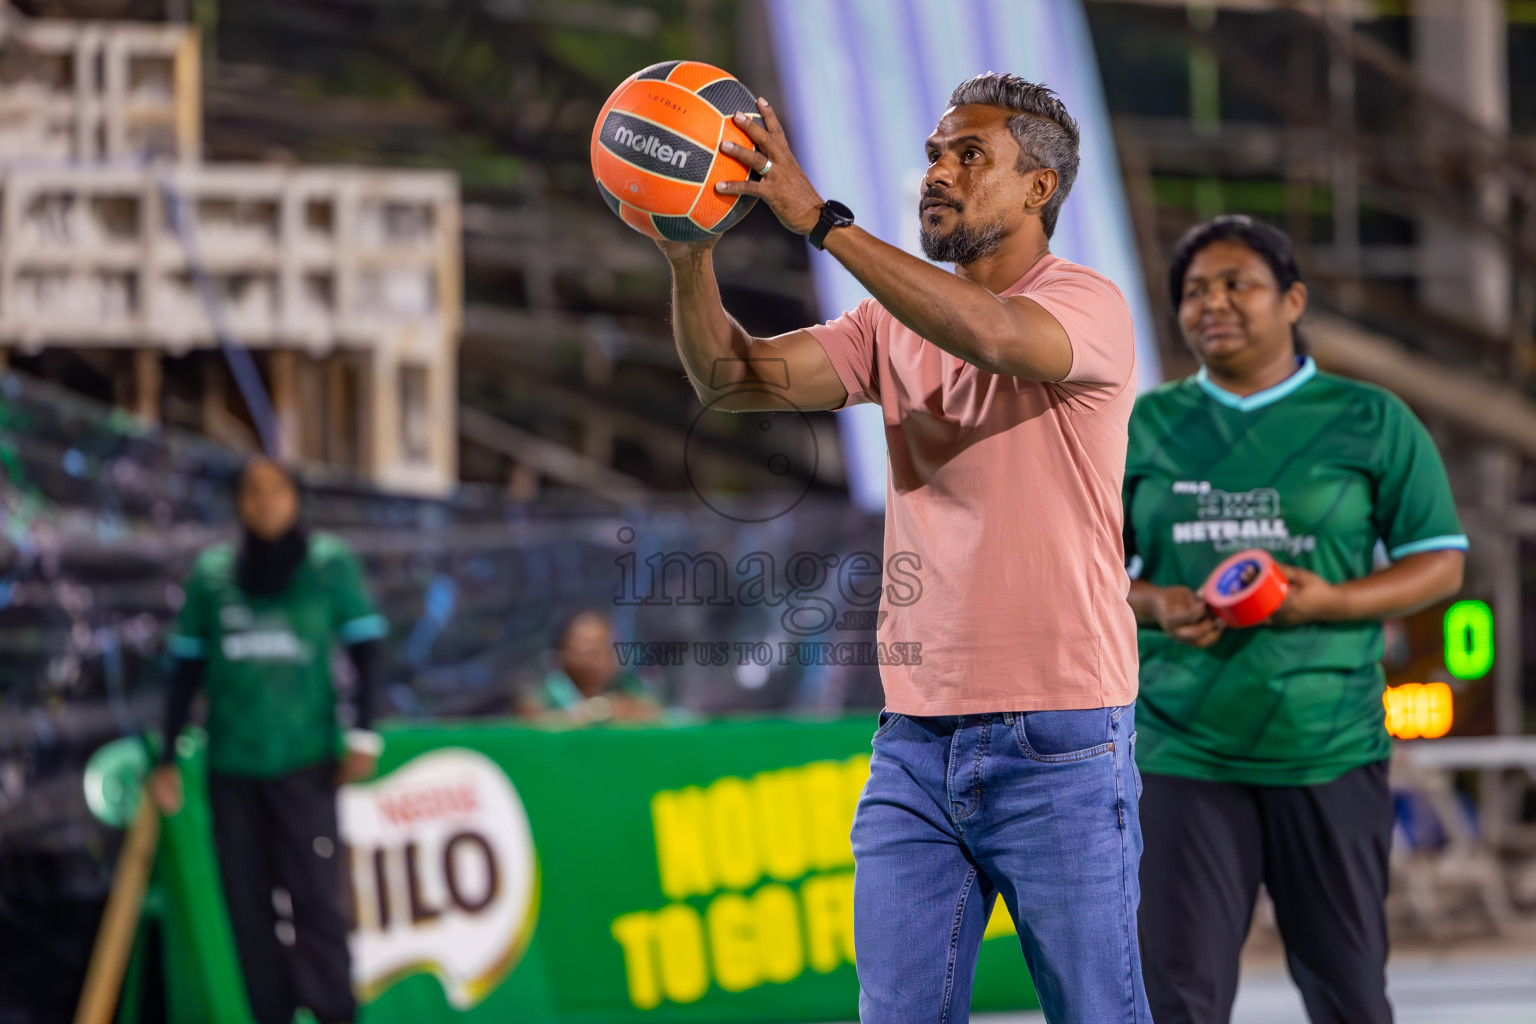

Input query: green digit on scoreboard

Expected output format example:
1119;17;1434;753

1444;600;1494;681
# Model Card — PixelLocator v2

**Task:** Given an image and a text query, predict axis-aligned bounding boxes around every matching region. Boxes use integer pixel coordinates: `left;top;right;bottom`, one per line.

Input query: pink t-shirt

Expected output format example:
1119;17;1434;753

806;254;1139;714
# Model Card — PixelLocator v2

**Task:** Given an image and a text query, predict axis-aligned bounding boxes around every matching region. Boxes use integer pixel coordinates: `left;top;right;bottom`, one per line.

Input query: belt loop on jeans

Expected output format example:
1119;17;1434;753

1000;711;1015;725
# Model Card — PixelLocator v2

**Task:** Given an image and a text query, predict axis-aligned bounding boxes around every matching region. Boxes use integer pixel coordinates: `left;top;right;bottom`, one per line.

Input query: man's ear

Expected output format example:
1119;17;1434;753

1025;167;1058;213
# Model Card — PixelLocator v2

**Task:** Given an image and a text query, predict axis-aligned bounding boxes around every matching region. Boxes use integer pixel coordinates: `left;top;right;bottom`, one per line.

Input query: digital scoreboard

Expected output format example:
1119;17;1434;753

1383;599;1495;740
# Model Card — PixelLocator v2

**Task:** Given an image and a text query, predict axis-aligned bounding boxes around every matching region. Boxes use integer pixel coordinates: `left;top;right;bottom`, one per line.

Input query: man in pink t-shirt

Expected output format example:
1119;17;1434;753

656;73;1149;1023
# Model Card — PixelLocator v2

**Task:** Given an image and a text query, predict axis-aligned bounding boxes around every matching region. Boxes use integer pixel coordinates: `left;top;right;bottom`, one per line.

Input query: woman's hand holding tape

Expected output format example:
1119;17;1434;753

1264;564;1345;626
1151;584;1227;648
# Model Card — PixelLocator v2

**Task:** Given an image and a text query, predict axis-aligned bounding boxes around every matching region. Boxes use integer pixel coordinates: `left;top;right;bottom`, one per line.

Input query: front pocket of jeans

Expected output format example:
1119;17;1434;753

1013;709;1113;763
873;709;903;741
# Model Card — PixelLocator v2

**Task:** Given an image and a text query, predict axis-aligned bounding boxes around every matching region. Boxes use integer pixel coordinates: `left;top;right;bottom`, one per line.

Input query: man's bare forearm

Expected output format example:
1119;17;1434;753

667;249;755;401
822;225;1066;378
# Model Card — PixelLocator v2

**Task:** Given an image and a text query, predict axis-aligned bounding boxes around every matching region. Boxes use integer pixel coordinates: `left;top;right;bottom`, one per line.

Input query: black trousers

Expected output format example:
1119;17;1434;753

210;764;356;1024
1138;762;1394;1024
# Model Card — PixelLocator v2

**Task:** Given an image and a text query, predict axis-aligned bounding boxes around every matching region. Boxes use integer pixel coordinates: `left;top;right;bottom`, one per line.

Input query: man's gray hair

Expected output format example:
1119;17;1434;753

947;73;1080;239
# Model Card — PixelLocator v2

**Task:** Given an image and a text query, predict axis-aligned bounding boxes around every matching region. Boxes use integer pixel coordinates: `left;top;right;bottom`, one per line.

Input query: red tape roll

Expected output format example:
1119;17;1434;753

1202;549;1290;628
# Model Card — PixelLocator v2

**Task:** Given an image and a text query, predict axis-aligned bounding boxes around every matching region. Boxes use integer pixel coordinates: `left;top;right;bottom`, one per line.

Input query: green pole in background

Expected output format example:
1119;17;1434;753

156;732;258;1024
85;733;257;1024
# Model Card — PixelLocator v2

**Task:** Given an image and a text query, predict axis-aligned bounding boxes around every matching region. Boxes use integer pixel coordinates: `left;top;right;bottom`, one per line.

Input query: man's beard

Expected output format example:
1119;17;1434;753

919;214;1007;265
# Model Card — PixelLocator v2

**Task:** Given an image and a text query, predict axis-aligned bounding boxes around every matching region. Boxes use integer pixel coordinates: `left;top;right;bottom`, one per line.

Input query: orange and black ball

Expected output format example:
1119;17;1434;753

591;60;761;241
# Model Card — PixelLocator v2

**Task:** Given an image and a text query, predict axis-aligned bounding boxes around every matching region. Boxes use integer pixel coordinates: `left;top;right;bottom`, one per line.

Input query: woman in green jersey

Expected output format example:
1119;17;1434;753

1124;216;1466;1024
148;457;387;1024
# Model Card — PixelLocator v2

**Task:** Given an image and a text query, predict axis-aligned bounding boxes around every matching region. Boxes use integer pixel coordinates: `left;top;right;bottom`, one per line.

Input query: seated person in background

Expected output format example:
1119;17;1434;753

519;610;659;723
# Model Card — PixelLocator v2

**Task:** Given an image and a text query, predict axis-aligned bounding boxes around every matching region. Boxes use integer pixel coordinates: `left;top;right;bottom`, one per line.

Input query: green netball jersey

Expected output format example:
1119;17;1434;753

1124;358;1466;786
168;533;387;777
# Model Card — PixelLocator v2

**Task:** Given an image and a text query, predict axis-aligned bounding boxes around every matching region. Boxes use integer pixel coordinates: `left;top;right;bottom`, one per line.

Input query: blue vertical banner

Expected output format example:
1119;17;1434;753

765;0;1160;512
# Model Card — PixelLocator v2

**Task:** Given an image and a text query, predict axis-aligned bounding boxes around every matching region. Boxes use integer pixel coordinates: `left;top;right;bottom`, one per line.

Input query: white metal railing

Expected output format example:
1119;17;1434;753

0;16;463;495
0;18;200;163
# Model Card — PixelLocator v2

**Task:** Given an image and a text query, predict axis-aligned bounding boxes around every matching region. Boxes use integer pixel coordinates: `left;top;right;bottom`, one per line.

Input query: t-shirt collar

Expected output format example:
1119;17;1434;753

1196;356;1316;412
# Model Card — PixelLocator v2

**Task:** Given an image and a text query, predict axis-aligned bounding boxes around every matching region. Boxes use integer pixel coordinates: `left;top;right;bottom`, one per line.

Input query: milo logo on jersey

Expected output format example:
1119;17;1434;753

341;749;539;1009
1169;486;1317;556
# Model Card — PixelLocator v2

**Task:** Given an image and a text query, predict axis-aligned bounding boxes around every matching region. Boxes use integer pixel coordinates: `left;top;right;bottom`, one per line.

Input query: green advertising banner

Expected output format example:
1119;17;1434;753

156;717;1041;1023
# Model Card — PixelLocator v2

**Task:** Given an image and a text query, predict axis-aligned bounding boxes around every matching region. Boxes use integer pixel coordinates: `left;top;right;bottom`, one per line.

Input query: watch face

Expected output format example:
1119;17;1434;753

826;200;854;223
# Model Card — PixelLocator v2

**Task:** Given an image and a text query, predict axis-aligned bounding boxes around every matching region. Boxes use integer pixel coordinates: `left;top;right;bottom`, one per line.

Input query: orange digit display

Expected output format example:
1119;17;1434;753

1383;682;1454;740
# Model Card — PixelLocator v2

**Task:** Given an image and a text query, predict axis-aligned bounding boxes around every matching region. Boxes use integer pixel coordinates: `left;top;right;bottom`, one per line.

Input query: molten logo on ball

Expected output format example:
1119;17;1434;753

342;749;538;1009
611;124;691;170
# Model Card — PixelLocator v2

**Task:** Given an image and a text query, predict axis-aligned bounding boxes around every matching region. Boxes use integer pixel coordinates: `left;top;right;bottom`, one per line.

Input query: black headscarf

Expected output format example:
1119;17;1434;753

236;524;310;597
232;458;309;597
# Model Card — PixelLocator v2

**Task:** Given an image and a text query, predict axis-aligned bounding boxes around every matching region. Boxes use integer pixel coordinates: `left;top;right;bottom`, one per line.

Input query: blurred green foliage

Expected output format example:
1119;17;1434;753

212;0;740;194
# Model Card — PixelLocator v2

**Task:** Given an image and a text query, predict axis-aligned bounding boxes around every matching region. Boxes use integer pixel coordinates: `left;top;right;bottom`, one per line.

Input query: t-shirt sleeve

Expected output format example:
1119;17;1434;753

1027;268;1136;401
168;559;213;660
1372;396;1468;560
325;544;388;644
801;298;881;407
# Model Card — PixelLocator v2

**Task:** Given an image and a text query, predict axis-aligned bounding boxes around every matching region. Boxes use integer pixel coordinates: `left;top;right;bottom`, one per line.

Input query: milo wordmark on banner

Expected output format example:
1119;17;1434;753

334;719;1039;1024
340;749;539;1009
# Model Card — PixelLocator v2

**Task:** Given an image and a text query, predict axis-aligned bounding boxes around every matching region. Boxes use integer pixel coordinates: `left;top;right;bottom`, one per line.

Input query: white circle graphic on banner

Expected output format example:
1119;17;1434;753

340;748;538;1009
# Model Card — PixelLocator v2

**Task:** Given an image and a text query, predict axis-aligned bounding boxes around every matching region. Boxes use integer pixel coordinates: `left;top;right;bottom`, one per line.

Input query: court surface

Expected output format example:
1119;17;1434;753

817;946;1536;1024
983;949;1536;1024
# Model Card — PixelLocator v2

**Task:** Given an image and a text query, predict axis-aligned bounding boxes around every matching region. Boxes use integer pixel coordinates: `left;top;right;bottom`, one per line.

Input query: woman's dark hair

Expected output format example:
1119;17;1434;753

232;455;298;499
1167;215;1307;354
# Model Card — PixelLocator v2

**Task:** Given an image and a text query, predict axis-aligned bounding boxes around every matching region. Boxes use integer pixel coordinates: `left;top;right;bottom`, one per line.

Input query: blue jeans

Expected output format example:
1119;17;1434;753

851;707;1151;1024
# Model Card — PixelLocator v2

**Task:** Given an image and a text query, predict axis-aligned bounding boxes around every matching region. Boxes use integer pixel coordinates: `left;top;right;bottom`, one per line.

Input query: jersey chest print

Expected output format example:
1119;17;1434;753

1166;482;1318;557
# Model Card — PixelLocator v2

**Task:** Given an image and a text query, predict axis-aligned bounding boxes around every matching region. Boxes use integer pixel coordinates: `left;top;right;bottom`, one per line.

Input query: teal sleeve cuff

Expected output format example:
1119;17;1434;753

338;613;388;644
167;635;207;659
1389;535;1469;559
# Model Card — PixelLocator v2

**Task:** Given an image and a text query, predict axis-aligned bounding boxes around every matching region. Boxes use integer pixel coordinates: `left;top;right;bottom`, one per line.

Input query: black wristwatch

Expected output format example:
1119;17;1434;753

808;200;855;250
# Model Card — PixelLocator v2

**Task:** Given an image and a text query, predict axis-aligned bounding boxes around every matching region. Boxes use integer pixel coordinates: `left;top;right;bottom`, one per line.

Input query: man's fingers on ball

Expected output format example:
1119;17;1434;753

715;180;762;196
720;139;769;172
758;96;785;135
733;111;772;148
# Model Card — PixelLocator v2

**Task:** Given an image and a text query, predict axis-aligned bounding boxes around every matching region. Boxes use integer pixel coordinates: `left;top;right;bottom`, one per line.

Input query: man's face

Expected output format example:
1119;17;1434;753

919;104;1042;264
561;615;617;697
237;459;299;541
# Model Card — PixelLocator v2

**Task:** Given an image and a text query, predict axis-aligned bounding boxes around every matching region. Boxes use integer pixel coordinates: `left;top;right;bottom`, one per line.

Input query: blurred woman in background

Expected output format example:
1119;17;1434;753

147;457;387;1024
1123;216;1466;1024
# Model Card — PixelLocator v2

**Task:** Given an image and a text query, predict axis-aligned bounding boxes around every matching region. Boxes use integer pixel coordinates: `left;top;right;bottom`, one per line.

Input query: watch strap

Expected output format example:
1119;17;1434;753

809;201;853;250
